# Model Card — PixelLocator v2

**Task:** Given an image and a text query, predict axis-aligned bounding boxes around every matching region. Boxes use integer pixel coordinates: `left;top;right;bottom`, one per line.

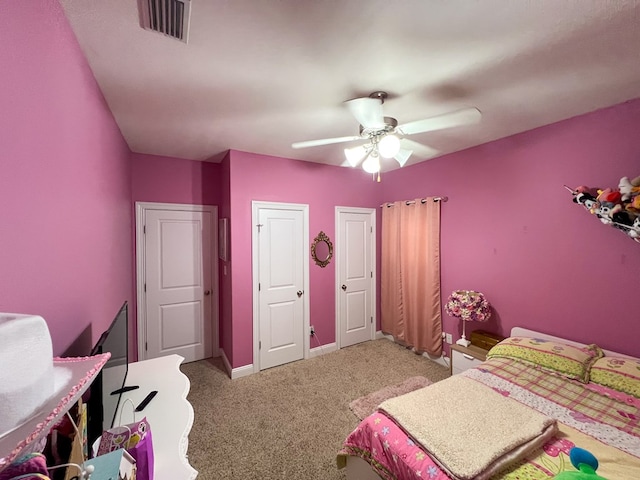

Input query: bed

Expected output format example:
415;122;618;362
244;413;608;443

337;327;640;479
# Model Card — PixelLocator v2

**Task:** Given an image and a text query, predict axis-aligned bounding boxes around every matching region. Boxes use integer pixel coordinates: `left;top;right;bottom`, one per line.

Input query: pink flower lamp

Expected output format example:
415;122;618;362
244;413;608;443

444;290;491;347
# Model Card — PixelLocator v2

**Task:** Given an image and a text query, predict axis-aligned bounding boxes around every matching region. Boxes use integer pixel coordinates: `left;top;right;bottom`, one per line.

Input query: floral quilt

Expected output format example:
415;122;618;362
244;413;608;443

337;357;640;479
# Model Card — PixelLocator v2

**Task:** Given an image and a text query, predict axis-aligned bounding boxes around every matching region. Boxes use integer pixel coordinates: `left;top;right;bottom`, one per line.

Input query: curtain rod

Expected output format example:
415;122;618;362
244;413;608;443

380;196;448;207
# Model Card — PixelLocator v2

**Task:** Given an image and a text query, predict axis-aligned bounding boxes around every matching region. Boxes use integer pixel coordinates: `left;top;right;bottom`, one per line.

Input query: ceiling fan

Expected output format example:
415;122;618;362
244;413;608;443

291;91;481;174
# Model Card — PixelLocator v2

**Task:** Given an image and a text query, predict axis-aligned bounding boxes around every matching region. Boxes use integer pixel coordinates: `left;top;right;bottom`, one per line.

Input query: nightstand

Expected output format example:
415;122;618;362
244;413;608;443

450;344;488;375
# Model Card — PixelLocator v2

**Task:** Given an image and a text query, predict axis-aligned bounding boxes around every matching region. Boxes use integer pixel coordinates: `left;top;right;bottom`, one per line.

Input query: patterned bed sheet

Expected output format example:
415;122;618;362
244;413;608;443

337;357;640;479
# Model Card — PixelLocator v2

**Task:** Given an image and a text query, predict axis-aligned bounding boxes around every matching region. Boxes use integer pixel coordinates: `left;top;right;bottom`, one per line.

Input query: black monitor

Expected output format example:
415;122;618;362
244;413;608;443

87;301;137;446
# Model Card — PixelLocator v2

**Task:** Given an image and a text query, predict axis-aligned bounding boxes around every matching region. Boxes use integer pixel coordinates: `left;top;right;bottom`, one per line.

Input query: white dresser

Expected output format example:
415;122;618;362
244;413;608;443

116;354;197;479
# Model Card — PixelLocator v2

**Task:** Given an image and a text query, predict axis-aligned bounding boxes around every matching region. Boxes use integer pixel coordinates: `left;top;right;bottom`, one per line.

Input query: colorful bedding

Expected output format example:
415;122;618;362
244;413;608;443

377;375;557;480
337;356;640;479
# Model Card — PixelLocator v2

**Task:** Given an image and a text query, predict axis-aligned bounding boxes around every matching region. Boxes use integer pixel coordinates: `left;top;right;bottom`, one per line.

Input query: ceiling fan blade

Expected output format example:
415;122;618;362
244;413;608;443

291;135;361;149
397;107;481;136
344;97;385;129
394;148;413;167
400;138;439;159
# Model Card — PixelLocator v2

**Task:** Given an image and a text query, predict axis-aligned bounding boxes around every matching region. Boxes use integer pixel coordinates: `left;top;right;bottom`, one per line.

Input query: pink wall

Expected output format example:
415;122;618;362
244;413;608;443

0;1;132;355
226;151;380;367
131;153;222;206
130;153;224;356
13;2;635;365
382;99;640;357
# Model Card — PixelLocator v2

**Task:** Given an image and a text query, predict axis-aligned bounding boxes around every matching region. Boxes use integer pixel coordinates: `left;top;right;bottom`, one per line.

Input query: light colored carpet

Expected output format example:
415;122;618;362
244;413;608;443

181;338;450;480
349;376;432;420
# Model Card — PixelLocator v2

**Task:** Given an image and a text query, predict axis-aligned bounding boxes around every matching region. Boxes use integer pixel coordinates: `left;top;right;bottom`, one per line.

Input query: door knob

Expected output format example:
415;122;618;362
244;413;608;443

204;290;211;296
341;284;347;291
297;290;303;297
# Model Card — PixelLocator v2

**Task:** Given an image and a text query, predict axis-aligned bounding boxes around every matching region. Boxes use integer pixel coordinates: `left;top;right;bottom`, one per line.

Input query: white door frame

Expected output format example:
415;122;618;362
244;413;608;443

135;202;220;361
252;201;310;372
335;206;377;349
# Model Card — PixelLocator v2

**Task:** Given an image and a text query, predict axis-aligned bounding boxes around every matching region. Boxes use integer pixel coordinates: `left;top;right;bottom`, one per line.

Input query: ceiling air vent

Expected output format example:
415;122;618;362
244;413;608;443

138;0;192;43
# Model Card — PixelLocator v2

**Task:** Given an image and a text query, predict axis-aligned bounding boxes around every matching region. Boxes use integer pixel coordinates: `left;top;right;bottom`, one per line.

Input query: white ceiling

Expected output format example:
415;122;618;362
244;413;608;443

59;0;640;171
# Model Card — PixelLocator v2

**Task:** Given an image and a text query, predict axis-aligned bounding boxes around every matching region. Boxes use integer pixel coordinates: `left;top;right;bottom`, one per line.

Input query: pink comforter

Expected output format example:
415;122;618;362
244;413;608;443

339;410;450;480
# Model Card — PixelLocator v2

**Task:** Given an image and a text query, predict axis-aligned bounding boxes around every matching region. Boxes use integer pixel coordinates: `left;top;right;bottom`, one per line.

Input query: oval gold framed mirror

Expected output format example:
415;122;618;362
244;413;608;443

311;231;333;268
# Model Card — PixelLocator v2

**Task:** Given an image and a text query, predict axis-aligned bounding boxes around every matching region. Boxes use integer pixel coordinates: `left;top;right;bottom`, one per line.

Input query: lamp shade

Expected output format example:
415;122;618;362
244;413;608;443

344;145;369;167
444;290;491;322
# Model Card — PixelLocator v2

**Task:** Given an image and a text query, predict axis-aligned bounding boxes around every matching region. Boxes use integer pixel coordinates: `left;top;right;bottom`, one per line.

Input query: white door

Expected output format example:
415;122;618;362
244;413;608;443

136;203;218;363
336;207;375;348
252;202;309;371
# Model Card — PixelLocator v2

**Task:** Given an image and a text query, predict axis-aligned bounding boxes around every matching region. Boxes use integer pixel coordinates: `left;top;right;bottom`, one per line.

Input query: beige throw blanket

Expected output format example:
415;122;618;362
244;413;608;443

379;375;557;480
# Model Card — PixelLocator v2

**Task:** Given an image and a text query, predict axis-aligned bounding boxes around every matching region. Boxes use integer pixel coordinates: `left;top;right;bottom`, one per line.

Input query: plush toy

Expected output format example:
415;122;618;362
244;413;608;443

596;188;622;206
628;216;640;241
571;185;599;197
618;175;640;202
574;191;597;207
583;197;599;214
553;447;608;479
596;204;615;224
596;189;623;224
625;194;640;215
570;186;598;206
612;210;634;231
567;186;600;214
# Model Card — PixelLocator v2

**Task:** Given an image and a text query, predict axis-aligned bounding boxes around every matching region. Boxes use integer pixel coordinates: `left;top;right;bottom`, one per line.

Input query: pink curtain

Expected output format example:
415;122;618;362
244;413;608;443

381;198;442;356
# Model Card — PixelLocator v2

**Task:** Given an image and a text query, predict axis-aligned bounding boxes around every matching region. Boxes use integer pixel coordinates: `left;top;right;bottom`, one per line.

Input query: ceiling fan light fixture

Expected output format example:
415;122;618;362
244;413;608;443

291;92;480;172
344;145;369;167
362;153;381;174
378;134;401;158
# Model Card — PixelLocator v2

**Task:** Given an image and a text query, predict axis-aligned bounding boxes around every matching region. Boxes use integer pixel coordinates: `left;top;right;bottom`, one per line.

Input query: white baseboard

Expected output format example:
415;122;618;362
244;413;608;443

309;341;337;358
231;364;254;379
222;335;448;379
376;330;392;340
377;334;450;369
222;343;339;378
221;348;254;379
425;353;450;368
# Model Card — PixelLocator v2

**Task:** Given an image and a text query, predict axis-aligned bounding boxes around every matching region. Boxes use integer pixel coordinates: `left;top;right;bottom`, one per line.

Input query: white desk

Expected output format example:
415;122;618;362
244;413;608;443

116;354;197;480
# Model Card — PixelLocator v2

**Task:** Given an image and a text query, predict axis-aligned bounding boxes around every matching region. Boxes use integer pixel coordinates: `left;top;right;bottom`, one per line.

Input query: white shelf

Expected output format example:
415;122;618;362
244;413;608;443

117;354;197;480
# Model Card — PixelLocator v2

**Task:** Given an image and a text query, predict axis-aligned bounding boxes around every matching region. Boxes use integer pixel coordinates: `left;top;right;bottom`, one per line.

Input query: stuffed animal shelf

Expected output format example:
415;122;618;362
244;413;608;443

566;175;640;244
553;447;608;479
